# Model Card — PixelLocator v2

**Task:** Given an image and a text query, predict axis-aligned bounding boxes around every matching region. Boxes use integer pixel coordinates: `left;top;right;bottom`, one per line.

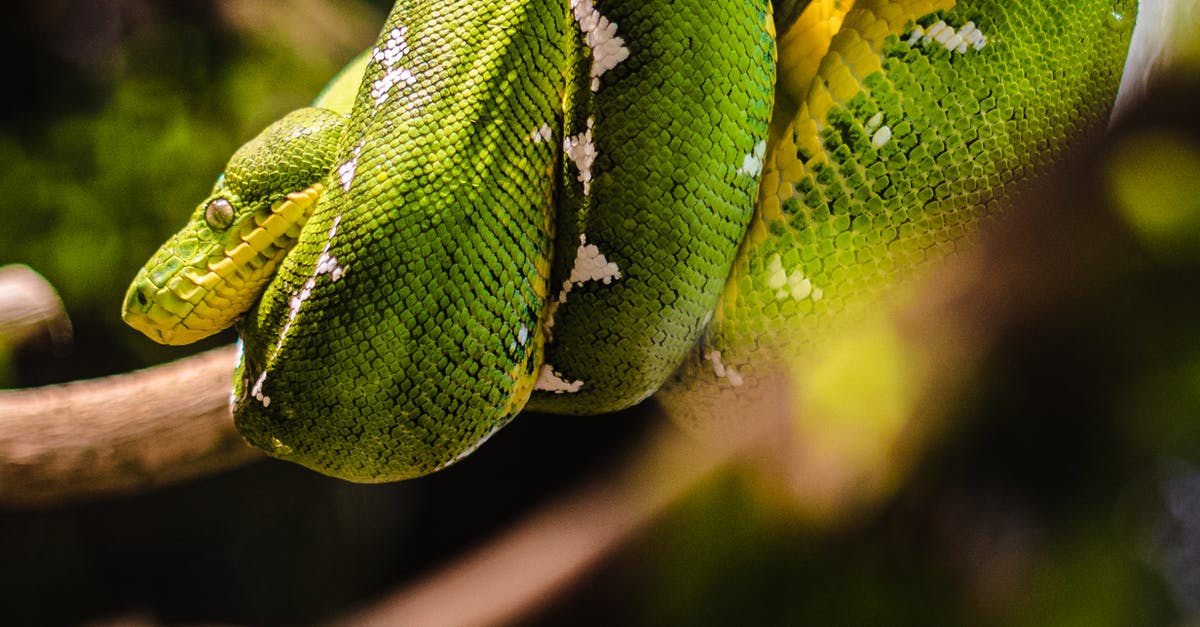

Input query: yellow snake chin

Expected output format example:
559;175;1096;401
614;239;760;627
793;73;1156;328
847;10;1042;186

122;184;323;345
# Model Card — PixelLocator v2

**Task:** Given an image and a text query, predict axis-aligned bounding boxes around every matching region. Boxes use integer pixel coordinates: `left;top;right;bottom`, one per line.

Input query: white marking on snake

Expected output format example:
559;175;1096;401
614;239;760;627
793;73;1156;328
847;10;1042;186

871;125;892;149
375;26;410;66
766;253;817;301
907;20;986;54
253;216;348;408
958;22;987;51
865;111;884;133
314;248;346;281
563;118;596;195
510;324;530;352
563;233;621;295
230;339;244;407
542;234;620;341
338;142;364;192
534;364;584;393
530;123;553;144
704;350;744;387
570;0;629;91
739;140;767;177
251;371;270;408
288;216;346;325
371;26;417;106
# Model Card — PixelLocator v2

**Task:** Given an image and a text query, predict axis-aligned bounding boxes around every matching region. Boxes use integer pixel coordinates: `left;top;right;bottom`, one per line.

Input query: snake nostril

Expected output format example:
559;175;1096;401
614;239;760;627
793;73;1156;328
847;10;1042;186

127;281;154;313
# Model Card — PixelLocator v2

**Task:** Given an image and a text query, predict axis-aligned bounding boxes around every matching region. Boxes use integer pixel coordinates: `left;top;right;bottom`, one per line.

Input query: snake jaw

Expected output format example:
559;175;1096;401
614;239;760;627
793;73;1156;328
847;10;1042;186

122;183;323;345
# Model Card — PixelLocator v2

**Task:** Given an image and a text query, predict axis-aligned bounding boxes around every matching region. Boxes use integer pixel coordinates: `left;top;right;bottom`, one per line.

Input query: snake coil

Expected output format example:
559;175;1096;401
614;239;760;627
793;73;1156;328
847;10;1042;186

124;0;1136;481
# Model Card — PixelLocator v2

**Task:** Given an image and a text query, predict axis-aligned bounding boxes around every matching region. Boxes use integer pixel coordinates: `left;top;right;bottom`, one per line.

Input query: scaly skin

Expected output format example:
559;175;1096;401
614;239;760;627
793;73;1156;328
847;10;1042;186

124;0;1136;482
235;2;563;478
525;1;775;414
660;0;1137;423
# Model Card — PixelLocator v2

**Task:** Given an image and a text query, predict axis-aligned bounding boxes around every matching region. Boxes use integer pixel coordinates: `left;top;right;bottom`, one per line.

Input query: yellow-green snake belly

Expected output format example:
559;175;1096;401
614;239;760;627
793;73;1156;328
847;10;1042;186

122;0;1137;482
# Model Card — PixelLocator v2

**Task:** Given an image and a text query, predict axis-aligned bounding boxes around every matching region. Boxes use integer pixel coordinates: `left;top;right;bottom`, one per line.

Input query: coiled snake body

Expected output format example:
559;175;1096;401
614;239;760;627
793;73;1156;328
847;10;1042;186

123;0;1136;481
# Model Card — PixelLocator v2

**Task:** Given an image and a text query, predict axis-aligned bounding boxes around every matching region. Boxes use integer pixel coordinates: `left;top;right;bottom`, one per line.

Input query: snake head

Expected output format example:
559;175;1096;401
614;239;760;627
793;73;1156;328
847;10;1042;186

123;107;345;345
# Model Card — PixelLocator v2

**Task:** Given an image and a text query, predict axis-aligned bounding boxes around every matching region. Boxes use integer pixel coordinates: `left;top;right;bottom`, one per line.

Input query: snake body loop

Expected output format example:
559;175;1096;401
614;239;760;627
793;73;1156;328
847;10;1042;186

123;0;1137;482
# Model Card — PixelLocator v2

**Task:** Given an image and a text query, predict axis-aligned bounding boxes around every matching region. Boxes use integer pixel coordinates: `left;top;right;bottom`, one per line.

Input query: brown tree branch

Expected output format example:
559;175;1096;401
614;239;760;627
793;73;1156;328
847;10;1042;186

0;345;259;508
0;264;71;349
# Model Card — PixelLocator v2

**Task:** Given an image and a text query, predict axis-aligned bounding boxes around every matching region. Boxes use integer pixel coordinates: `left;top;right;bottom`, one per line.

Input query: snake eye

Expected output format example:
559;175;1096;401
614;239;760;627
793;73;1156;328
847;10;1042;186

205;198;235;231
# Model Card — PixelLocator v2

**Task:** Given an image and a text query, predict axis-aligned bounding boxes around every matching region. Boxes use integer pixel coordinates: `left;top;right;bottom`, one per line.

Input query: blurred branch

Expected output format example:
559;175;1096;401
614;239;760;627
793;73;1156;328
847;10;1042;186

0;264;71;349
339;420;751;627
0;345;258;508
216;0;383;64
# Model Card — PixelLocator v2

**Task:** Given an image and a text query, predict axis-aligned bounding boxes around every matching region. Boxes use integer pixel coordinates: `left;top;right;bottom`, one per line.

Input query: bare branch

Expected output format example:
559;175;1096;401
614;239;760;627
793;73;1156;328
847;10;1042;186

0;345;260;508
0;264;71;349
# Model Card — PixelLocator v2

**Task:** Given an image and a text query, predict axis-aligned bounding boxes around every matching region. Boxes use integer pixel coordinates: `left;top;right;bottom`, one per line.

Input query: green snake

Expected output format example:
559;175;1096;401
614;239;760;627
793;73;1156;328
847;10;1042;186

122;0;1136;482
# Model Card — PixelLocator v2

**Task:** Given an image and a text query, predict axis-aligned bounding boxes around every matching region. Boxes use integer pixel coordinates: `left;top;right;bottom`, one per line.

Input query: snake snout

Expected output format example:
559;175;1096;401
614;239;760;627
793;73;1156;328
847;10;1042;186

121;272;177;344
122;272;154;316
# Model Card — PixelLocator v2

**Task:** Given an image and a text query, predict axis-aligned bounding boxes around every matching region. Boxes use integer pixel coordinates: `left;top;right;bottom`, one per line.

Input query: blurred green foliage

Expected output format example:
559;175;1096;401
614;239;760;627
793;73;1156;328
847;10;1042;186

0;2;378;382
1108;131;1200;257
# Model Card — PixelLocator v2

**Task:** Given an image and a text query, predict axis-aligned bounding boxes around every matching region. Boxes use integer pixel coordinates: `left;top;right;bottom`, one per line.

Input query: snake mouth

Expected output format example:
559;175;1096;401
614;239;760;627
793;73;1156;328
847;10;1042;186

123;183;324;345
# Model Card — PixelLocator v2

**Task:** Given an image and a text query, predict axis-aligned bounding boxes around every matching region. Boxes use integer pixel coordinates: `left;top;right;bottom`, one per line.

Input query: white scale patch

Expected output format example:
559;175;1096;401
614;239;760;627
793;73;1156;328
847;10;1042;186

865;111;885;132
738;140;767;177
509;323;532;353
338;142;364;193
530;123;553;144
541;233;620;350
564;233;622;290
252;216;348;409
864;112;892;148
371;26;417;106
563;118;597;195
906;20;987;54
534;364;584;394
570;0;630;92
287;216;347;326
230;339;245;408
871;125;892;149
704;349;744;387
251;371;270;408
765;253;822;302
